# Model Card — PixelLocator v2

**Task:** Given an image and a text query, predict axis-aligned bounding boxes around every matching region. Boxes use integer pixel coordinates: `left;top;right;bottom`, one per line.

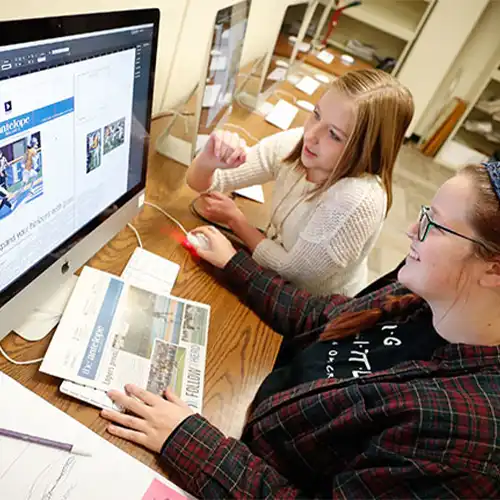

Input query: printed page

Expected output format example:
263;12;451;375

41;266;209;412
0;372;194;500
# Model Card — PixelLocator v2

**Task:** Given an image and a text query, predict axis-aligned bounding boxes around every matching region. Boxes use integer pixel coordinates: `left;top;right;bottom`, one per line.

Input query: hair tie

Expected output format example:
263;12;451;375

482;161;500;202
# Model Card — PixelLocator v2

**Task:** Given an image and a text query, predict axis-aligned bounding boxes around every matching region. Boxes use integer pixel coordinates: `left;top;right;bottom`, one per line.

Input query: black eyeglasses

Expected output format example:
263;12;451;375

418;205;486;247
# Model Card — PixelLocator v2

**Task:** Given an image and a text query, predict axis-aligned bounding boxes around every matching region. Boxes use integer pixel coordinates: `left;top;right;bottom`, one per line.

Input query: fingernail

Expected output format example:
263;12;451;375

108;425;116;432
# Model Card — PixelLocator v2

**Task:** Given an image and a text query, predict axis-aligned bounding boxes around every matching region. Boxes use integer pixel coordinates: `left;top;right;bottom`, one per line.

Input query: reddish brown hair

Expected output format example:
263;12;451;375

319;293;423;341
284;69;414;214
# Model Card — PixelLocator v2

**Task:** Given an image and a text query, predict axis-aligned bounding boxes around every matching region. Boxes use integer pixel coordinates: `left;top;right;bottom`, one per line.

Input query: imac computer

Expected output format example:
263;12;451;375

195;0;251;154
236;0;318;109
155;0;251;166
0;10;160;342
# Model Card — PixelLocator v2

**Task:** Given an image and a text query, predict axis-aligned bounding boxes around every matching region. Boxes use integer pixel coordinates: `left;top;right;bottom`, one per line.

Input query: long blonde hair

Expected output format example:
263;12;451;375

284;69;414;213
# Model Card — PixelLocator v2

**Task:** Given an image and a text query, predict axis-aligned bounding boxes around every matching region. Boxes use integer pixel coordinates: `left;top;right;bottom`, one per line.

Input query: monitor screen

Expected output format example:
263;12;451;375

0;12;158;306
261;2;309;93
198;1;250;139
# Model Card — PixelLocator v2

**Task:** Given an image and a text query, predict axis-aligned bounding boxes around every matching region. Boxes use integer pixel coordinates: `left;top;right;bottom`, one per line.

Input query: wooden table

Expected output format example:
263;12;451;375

274;33;373;76
0;79;327;476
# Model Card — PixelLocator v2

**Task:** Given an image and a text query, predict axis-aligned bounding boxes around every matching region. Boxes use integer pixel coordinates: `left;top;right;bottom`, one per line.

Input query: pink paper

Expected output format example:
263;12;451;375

142;479;189;500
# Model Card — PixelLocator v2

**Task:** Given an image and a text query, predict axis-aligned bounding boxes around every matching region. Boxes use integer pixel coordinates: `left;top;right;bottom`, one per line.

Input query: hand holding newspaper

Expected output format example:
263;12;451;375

41;265;209;412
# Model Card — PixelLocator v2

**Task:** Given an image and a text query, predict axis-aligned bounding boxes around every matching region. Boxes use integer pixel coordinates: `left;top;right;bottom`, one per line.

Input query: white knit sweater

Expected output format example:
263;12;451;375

209;128;387;296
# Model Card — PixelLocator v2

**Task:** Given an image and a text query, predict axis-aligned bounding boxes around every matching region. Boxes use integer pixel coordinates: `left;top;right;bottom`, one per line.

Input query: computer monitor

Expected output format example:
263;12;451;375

259;1;315;95
195;0;251;152
155;0;251;165
0;9;160;342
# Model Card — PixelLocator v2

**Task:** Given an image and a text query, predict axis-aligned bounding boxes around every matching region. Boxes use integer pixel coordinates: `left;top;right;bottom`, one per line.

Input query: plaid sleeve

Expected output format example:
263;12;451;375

159;414;498;500
160;414;315;499
222;250;350;340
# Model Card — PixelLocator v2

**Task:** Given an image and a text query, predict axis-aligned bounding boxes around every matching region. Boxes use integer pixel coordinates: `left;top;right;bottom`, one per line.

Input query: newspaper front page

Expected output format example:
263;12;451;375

41;266;209;411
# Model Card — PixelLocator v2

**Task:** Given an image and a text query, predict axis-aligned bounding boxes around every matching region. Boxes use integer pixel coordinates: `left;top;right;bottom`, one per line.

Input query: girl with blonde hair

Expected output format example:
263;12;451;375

186;69;414;296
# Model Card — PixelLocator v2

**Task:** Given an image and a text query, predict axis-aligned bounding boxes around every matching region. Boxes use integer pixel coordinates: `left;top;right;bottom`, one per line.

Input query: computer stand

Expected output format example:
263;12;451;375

14;275;79;342
156;84;199;167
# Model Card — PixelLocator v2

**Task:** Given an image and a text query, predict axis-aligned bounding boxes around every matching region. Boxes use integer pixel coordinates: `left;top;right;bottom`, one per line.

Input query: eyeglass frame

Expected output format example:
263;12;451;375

418;205;487;248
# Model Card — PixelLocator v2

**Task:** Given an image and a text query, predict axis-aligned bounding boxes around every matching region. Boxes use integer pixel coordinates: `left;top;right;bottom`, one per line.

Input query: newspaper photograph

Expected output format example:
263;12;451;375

40;266;209;411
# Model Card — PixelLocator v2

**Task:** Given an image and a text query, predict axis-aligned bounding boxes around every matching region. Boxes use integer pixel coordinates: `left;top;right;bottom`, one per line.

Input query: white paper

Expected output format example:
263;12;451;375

234;185;265;204
41;266;210;413
256;100;274;116
286;74;301;86
196;134;210;154
0;373;194;499
314;73;331;84
316;50;334;64
265;99;299;131
60;380;120;411
59;250;181;411
267;67;287;82
210;55;227;72
202;84;221;108
121;248;180;297
295;76;321;96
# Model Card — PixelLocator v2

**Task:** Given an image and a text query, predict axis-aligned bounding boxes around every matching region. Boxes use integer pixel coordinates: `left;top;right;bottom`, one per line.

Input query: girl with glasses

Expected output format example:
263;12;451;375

103;163;500;498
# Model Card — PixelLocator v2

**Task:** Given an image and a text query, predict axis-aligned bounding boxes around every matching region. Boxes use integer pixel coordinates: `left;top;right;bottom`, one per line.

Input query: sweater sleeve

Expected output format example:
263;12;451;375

252;179;386;285
208;128;303;193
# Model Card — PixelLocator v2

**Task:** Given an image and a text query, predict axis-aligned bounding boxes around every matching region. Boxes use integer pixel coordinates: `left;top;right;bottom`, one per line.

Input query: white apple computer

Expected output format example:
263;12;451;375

0;9;160;342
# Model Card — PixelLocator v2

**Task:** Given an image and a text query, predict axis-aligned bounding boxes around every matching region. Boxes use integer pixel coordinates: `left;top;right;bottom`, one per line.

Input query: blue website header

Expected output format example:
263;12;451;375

0;97;74;141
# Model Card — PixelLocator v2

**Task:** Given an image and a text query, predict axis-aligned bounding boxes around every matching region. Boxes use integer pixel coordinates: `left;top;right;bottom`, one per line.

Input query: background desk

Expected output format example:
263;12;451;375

273;33;373;76
0;79;328;475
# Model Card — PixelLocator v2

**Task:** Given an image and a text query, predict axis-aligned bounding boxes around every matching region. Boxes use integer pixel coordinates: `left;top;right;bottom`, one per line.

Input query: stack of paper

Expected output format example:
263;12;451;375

295;76;321;96
267;67;287;82
265;99;299;130
316;50;334;64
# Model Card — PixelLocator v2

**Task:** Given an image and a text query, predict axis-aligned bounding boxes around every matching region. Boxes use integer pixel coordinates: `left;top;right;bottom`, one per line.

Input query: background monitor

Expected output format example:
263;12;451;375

0;9;160;341
234;0;318;109
195;0;251;154
155;0;251;166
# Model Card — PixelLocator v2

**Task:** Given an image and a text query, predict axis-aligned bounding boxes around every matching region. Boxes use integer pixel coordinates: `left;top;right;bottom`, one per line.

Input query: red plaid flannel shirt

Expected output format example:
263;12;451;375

160;251;500;499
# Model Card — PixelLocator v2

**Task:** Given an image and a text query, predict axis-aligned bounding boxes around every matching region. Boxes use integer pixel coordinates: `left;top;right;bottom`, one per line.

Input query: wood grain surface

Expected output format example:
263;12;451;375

0;78;328;475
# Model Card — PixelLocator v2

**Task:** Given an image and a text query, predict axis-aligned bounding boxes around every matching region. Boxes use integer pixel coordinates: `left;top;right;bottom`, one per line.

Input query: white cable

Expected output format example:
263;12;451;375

222;123;259;144
144;201;188;236
127;223;143;248
234;94;255;112
152;108;194;134
274;89;297;103
0;343;44;365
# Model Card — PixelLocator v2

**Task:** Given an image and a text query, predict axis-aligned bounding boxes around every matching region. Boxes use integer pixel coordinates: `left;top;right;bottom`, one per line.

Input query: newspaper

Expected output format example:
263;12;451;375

40;265;209;412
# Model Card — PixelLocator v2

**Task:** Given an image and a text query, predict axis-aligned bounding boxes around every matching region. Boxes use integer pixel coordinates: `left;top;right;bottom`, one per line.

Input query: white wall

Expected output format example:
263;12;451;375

414;0;500;137
397;0;489;137
0;1;316;113
163;0;312;109
240;0;312;67
1;1;189;115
